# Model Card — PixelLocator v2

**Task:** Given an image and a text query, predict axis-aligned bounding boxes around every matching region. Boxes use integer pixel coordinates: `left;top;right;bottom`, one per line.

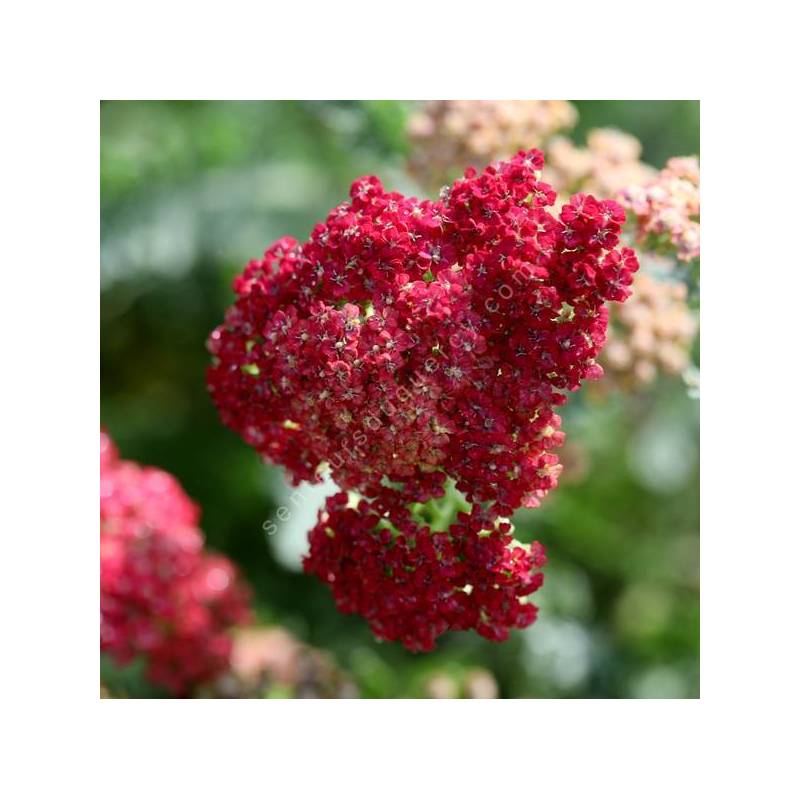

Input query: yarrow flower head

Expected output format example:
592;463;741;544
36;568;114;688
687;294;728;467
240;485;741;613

304;490;547;651
100;431;252;694
207;149;638;649
618;156;700;262
543;128;657;203
408;100;577;191
601;268;697;389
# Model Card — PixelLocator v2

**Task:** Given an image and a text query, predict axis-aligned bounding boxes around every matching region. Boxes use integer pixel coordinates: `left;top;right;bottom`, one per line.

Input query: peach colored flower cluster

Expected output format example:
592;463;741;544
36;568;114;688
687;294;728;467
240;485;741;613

199;626;358;698
601;271;697;389
544;128;657;202
408;100;577;190
618;156;700;262
424;668;499;699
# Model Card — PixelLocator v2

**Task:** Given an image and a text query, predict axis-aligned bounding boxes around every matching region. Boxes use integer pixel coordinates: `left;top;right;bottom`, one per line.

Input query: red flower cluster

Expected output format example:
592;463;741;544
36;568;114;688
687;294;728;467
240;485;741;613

305;491;547;651
207;150;637;648
100;432;251;694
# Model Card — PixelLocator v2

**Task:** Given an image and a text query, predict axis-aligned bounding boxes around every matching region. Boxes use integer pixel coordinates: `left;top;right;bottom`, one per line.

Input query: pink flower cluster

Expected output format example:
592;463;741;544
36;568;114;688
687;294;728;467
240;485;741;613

208;150;638;649
100;432;251;694
618;157;700;261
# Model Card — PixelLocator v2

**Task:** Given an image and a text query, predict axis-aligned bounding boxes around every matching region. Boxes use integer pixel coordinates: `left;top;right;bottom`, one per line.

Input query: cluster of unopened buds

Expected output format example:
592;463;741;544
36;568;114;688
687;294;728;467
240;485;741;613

208;149;638;651
618;157;700;262
100;432;252;694
601;270;697;389
408;100;577;191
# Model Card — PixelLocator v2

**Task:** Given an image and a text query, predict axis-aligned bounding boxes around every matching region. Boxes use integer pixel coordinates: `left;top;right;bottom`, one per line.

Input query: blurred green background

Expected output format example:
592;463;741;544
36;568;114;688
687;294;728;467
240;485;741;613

101;100;699;698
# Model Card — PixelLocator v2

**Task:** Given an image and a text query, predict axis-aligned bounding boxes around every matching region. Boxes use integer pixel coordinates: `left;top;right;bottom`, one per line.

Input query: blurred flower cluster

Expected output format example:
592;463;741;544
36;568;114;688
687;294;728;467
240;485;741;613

423;667;499;699
408;100;576;190
200;626;358;698
619;156;700;262
601;271;697;389
544;128;656;201
100;431;252;695
100;432;358;698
